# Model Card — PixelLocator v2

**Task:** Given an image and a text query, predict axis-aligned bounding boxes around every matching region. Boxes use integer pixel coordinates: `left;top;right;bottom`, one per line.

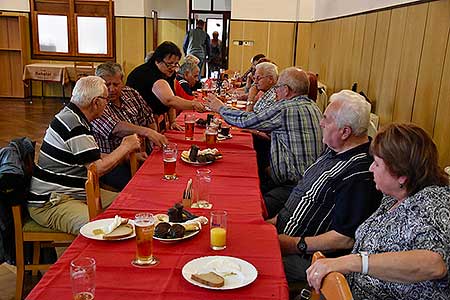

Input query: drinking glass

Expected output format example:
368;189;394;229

162;143;177;180
132;212;159;267
195;168;211;208
210;210;227;250
205;125;218;145
184;113;196;140
71;257;96;300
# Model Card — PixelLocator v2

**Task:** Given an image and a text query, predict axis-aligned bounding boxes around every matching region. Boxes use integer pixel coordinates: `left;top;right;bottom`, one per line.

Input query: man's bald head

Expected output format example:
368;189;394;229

278;67;309;96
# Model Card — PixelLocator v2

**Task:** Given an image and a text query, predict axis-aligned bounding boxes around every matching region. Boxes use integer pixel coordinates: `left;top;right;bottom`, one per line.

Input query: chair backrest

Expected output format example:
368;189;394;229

156;113;168;133
85;163;102;220
74;61;95;80
310;251;353;300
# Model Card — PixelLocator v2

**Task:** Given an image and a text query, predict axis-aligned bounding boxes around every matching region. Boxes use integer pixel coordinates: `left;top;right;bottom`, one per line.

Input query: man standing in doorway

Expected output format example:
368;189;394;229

183;19;210;80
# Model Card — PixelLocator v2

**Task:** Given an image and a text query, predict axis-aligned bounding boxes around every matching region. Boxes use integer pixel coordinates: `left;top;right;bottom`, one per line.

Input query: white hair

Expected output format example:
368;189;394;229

329;89;371;136
255;62;278;80
71;76;106;108
184;54;200;65
179;61;199;75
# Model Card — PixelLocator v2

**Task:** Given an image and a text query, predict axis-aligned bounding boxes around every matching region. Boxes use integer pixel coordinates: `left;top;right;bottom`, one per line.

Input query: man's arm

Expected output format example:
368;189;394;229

278;231;354;256
112;121;168;147
152;79;205;112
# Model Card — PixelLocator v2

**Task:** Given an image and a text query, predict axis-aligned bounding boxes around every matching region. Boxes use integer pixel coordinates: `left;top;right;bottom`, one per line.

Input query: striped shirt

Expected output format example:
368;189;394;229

253;86;277;113
28;103;101;206
90;86;154;153
219;95;323;185
276;141;382;239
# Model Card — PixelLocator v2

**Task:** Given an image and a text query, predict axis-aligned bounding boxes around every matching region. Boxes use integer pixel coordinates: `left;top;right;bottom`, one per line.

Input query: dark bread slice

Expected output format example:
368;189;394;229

103;224;133;240
191;272;224;287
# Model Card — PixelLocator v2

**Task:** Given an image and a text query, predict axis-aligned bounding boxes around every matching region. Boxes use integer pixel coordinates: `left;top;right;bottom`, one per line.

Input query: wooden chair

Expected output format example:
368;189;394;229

130;152;139;177
310;251;353;300
12;205;75;300
156;113;168;133
73;61;95;81
85;163;103;221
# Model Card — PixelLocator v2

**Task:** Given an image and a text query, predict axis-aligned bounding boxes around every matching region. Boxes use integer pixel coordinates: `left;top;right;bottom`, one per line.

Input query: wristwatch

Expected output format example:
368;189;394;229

296;236;307;255
358;251;369;274
246;101;254;106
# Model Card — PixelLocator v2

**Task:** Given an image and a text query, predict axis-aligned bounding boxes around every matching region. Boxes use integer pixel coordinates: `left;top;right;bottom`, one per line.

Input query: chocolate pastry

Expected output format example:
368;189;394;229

168;204;184;222
154;222;171;238
167;224;185;238
189;145;200;162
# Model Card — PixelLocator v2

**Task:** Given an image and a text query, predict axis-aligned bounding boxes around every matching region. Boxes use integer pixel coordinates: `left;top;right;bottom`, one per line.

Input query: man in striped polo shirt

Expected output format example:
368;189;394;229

269;90;382;283
28;76;141;235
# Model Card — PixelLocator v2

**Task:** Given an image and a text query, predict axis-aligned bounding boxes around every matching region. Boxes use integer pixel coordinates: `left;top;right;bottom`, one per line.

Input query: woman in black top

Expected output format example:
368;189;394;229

127;41;205;130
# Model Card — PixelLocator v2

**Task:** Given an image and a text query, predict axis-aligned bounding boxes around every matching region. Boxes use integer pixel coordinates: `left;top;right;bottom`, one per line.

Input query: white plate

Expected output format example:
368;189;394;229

181;155;214;166
182;256;258;290
217;133;232;141
80;218;135;241
153;229;200;242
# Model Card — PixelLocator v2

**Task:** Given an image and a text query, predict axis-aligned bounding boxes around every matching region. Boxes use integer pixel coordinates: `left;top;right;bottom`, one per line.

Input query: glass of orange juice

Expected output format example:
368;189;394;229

210;210;227;250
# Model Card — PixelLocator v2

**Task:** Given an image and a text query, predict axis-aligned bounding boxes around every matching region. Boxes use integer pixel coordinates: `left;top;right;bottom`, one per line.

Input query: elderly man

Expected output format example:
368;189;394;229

246;62;278;112
91;62;168;190
175;61;200;100
28;76;141;235
207;67;323;218
270;90;382;283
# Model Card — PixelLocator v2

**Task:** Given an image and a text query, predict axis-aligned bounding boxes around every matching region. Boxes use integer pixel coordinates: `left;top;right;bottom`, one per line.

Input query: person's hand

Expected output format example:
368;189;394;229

135;151;148;163
121;134;141;153
206;94;225;112
248;85;259;101
170;122;184;131
192;101;206;113
306;256;350;293
278;234;299;255
146;129;168;147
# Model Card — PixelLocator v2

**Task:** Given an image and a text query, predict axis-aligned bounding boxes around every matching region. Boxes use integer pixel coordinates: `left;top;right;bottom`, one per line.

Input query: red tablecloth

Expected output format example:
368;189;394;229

26;112;289;300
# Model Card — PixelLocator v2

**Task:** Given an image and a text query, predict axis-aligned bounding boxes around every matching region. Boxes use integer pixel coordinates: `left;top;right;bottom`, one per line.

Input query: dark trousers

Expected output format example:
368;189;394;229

263;182;297;219
100;161;131;191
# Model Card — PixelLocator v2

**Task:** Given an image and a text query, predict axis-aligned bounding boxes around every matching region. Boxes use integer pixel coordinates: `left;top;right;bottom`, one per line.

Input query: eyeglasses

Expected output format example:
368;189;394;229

254;75;270;81
96;96;109;102
274;83;289;90
161;60;180;69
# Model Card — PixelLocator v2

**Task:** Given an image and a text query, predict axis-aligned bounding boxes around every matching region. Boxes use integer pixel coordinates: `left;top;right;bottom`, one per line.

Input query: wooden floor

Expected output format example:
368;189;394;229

0;97;65;300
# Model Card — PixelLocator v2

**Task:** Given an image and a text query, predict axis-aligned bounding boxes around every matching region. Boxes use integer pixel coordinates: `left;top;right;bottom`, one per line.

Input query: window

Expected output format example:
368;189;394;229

30;0;114;60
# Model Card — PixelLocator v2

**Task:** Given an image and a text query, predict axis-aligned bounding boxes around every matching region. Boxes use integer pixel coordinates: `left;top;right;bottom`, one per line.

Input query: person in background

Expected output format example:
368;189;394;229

240;53;266;89
28;76;141;235
175;61;200;101
208;31;222;77
183;19;210;80
91;62;168;191
307;123;450;300
270;90;382;284
127;41;205;131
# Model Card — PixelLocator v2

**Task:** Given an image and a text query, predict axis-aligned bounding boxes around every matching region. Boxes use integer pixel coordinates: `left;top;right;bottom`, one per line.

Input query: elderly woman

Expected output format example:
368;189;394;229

306;123;450;300
126;41;205;130
175;61;200;101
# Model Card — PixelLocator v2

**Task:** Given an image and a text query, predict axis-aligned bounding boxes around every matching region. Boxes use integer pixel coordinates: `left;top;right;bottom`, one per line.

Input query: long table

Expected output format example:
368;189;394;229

26;112;289;300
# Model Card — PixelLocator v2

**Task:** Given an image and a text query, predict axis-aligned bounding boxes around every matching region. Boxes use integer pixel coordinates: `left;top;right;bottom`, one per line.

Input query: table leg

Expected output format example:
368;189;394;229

29;79;33;104
62;83;66;103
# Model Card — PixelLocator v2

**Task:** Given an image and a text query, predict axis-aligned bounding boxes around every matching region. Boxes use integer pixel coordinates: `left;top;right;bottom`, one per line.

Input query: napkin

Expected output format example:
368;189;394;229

103;215;127;235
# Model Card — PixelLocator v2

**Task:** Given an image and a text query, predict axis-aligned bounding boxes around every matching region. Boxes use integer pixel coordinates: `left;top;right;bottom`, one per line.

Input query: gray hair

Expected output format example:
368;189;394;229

71;76;106;108
178;61;199;76
184;54;200;65
329;90;371;136
95;62;124;79
255;62;278;80
278;67;309;95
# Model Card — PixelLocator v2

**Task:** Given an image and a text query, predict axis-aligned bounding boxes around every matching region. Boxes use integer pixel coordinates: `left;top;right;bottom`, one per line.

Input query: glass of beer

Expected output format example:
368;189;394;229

210;210;227;250
205;125;218;145
184;113;196;140
132;212;159;267
71;257;96;300
162;143;177;180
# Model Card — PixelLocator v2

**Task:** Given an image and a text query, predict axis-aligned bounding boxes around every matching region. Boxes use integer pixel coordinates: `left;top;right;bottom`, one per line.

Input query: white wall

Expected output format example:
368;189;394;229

150;0;188;19
0;0;29;11
297;0;315;21
315;0;422;20
231;0;300;21
115;0;145;17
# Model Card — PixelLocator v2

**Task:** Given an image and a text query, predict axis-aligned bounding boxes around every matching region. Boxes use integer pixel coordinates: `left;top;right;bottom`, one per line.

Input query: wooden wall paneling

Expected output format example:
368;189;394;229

0;17;9;48
356;12;377;94
242;21;269;72
228;20;244;73
325;19;343;93
157;20;187;50
115;17;145;79
295;23;311;70
337;16;357;91
349;15;366;91
376;7;408;125
0;51;11;95
392;3;428;123
367;10;391;119
433;30;450;167
145;18;154;56
267;22;295;70
411;0;450;135
307;22;322;78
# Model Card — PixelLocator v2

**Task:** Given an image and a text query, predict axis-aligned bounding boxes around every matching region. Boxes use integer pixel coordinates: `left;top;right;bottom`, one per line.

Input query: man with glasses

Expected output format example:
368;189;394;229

206;67;323;218
28;76;141;235
127;41;205;130
91;62;168;191
246;62;278;113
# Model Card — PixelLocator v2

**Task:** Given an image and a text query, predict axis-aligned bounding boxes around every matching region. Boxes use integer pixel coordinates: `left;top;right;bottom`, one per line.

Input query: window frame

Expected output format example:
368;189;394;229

30;0;115;61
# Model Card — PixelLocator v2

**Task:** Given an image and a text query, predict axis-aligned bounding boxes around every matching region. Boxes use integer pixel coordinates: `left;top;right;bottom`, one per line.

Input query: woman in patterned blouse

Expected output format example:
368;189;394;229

306;123;450;300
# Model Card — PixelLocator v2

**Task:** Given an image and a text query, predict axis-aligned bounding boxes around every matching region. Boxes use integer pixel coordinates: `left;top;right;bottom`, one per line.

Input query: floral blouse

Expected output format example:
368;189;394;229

348;185;450;300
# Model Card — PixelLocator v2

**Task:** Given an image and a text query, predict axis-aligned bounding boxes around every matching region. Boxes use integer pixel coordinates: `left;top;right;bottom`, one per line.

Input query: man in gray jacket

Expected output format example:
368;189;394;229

183;19;210;79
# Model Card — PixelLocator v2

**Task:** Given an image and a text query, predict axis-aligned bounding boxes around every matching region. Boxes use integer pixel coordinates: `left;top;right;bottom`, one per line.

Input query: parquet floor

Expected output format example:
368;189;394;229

0;97;65;300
